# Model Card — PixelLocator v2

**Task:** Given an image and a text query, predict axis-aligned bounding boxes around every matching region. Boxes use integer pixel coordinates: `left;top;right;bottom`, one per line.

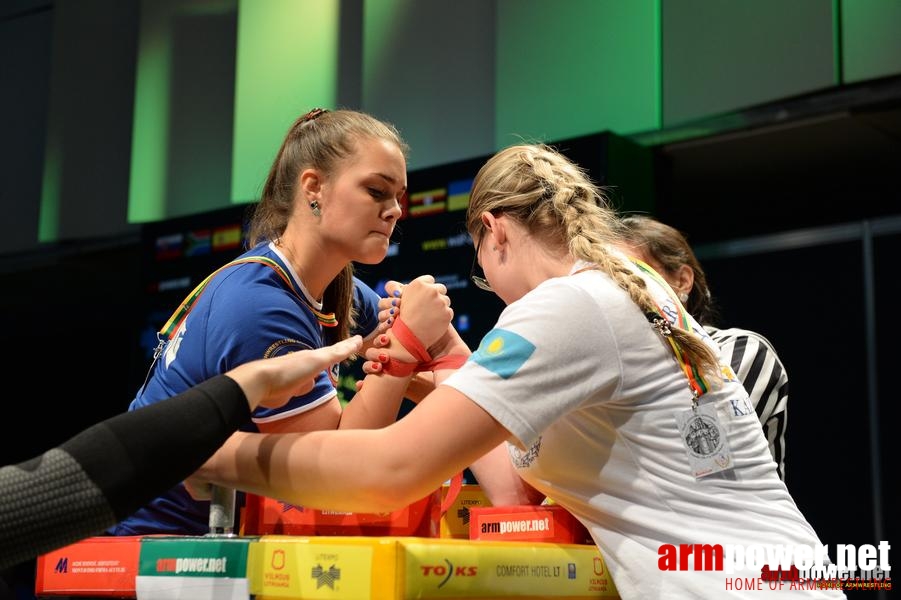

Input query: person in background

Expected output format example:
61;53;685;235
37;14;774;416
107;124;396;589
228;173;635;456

190;143;842;598
619;214;789;481
0;336;362;571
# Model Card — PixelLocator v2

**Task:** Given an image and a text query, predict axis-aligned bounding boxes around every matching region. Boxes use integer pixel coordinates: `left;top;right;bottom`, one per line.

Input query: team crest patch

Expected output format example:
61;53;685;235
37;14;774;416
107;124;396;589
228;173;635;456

265;339;339;386
471;328;536;379
510;438;541;468
327;362;340;386
264;339;315;358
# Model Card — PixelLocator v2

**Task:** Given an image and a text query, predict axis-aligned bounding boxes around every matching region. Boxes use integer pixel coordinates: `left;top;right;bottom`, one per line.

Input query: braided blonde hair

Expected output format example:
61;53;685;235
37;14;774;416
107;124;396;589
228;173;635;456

466;144;721;388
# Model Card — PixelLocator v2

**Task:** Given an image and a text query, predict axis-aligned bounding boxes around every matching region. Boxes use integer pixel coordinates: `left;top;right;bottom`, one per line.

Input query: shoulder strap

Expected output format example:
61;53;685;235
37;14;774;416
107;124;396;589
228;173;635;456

159;256;336;341
138;256;337;395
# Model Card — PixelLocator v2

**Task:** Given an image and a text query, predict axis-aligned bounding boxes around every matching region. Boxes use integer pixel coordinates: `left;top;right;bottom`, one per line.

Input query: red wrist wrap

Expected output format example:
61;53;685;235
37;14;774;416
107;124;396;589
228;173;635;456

390;317;432;363
379;316;429;377
380;317;468;376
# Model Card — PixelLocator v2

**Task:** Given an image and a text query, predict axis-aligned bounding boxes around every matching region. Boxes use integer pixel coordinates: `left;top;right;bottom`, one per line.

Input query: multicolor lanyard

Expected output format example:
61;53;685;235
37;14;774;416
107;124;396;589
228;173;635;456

630;258;711;398
140;256;338;394
157;256;337;345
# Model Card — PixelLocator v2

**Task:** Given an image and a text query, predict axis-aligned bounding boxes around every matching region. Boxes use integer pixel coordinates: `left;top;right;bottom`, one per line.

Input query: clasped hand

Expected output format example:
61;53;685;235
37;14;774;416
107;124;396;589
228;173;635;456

365;275;470;376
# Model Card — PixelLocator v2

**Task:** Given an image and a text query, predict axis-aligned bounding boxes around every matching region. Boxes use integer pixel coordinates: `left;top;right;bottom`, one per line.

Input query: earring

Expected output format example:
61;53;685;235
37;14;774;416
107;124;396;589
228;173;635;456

678;292;689;303
310;201;321;217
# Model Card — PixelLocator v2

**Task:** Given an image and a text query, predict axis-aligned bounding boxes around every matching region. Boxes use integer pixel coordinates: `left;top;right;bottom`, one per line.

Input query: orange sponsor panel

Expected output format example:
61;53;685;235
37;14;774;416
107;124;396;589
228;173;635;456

242;489;442;538
35;536;143;597
469;505;593;544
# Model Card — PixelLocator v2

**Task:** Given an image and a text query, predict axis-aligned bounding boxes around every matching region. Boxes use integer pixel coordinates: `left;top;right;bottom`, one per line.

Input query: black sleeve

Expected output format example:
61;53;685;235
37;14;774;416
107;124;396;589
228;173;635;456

0;375;250;569
61;374;251;520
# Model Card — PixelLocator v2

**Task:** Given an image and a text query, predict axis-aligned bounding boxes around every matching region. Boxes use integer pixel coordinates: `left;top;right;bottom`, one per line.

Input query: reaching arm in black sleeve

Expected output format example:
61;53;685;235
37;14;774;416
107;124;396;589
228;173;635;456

0;375;249;570
0;333;364;570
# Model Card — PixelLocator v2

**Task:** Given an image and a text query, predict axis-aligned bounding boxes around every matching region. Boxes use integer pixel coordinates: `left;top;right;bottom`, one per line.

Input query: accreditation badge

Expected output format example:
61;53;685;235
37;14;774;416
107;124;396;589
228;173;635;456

675;402;734;478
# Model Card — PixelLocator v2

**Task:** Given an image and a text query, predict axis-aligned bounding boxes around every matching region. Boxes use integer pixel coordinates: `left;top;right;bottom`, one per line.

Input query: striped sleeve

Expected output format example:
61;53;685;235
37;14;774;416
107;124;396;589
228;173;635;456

706;327;789;481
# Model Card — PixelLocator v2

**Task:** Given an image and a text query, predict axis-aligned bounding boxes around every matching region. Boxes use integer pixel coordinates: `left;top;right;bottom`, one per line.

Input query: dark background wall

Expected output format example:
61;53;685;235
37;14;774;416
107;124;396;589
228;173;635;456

1;1;899;598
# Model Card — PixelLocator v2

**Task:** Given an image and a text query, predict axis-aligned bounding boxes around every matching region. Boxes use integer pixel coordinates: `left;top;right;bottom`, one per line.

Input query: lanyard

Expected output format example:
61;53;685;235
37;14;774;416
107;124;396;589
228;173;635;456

158;256;337;342
140;256;338;394
630;258;711;399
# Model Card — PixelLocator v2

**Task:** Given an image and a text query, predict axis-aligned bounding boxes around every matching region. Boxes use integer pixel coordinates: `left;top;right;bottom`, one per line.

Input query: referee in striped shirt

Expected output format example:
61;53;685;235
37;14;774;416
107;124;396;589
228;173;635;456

620;215;789;481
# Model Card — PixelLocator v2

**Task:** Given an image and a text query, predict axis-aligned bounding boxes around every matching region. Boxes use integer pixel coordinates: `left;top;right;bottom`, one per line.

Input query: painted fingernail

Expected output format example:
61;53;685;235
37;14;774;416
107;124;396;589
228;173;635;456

391;299;397;306
378;353;388;362
386;318;393;325
393;289;401;297
372;363;382;371
379;335;389;345
389;308;395;315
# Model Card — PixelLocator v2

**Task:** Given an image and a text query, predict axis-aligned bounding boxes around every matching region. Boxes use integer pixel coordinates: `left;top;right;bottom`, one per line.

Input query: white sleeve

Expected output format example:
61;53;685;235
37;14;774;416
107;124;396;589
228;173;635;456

443;279;622;447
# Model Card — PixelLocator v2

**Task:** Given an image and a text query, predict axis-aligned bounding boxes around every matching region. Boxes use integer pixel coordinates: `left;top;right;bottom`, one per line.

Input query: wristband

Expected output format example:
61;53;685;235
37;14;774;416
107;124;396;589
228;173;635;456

378;317;468;376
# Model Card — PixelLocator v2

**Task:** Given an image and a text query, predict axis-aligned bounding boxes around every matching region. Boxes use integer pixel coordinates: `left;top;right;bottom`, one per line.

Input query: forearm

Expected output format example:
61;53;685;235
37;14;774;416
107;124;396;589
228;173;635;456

338;338;417;428
468;444;545;506
403;373;438;403
339;320;435;428
198;428;434;513
200;361;440;509
198;385;510;515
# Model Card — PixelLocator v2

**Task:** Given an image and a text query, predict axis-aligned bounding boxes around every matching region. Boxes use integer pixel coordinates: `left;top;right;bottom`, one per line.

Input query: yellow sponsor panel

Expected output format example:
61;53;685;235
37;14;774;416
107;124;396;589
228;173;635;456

440;484;492;539
248;535;618;599
249;536;400;599
400;538;618;599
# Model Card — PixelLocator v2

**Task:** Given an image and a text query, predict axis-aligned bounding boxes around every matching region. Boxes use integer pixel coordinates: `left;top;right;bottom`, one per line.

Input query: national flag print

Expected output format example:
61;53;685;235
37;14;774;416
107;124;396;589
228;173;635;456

408;187;447;217
185;229;211;256
155;233;183;261
212;224;243;251
471;328;536;379
447;178;474;211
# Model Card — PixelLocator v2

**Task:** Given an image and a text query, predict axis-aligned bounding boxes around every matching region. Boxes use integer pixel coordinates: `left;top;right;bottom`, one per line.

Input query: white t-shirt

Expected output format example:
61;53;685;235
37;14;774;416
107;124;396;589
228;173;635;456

443;257;843;599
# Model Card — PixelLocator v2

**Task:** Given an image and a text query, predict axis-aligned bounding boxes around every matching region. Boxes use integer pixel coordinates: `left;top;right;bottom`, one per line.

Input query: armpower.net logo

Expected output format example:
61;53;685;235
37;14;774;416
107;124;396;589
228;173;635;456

657;541;892;592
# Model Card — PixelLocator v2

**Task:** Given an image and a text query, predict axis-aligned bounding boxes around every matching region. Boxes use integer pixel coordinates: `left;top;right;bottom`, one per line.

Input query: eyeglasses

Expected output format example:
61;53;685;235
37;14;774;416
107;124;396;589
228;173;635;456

470;236;493;292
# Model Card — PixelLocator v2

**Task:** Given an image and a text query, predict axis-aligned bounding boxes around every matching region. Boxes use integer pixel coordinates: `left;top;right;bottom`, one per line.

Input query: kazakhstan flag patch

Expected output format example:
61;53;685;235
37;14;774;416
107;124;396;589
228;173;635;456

471;328;536;379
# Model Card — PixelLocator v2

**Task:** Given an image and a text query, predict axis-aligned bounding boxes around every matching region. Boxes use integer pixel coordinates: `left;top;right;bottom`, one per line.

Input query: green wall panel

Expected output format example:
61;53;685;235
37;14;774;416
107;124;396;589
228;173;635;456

231;0;340;203
662;0;834;126
362;0;497;170
128;0;181;223
842;0;901;84
495;0;660;144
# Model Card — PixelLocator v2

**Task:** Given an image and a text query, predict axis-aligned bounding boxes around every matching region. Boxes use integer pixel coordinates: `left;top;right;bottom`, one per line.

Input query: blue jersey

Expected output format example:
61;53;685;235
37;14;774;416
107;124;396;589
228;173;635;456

109;242;380;535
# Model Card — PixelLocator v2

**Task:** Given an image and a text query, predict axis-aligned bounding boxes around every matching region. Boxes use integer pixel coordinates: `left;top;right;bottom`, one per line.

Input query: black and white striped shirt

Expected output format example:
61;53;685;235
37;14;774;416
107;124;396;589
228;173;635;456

705;326;789;482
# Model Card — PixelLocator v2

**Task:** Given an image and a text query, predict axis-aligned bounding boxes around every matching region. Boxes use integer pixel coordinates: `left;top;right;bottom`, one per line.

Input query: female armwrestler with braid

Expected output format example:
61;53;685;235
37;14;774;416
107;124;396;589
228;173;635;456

192;143;843;599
